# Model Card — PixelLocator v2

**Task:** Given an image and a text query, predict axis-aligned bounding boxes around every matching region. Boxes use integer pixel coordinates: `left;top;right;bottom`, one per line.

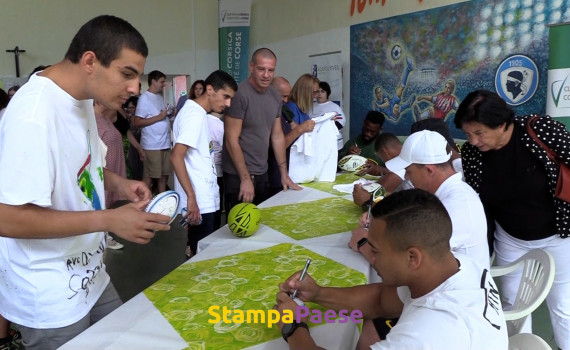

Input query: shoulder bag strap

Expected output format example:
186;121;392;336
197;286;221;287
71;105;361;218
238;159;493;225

526;115;558;163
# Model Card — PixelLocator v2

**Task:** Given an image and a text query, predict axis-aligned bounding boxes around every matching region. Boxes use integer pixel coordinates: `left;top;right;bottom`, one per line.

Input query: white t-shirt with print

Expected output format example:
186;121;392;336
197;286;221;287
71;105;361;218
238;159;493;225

0;74;108;328
136;90;171;150
371;255;508;350
173;100;219;214
207;114;224;177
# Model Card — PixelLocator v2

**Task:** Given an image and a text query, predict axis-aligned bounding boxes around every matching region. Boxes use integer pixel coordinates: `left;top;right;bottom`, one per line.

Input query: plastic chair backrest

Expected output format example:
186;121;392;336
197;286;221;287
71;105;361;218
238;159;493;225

508;333;552;350
490;249;555;336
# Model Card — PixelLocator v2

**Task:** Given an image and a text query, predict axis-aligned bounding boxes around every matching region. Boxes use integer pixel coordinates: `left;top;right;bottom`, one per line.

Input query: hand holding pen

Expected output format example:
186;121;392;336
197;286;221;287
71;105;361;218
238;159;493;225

349;140;362;155
291;258;311;299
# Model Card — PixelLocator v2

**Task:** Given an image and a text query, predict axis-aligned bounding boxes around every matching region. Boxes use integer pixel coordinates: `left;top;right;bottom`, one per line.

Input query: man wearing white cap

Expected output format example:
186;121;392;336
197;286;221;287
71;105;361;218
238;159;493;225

385;130;489;267
352;130;491;348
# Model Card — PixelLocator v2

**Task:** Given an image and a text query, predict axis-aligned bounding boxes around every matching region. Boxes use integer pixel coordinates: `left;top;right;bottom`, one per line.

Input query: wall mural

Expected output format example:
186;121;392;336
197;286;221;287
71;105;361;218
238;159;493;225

350;0;570;139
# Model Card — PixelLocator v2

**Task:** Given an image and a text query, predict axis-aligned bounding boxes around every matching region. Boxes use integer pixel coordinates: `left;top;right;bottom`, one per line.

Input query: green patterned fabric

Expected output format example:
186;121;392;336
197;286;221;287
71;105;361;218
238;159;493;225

302;172;360;195
260;197;362;239
303;172;379;195
144;243;366;350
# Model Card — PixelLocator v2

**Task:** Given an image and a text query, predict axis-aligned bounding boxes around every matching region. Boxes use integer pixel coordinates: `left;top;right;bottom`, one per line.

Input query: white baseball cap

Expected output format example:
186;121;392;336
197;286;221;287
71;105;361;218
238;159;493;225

386;130;451;171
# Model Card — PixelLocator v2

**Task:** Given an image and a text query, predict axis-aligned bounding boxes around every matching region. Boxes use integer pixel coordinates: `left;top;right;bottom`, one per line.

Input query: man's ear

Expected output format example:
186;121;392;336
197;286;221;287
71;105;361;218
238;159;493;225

206;85;215;95
407;246;422;270
424;164;437;176
81;51;97;74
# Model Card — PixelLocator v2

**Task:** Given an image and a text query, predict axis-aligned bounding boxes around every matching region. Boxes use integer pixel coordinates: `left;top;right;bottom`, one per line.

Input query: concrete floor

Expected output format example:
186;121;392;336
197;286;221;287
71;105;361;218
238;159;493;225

104;221;189;302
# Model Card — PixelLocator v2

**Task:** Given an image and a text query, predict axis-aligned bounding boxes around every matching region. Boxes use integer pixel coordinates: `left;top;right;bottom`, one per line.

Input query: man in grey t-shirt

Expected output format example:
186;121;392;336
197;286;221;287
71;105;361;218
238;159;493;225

222;48;301;211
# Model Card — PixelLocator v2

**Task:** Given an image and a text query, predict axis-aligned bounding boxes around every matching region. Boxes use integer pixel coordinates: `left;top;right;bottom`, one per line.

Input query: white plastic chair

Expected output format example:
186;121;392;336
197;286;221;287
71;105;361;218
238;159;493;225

491;249;555;336
508;333;552;350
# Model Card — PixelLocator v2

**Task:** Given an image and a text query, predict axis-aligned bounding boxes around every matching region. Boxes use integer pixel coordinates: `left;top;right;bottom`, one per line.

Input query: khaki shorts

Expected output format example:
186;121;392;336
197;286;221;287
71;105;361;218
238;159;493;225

143;149;172;178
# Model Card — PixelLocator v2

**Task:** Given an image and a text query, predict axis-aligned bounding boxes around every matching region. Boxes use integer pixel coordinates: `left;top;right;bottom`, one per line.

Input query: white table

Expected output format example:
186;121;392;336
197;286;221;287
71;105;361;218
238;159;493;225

61;187;373;350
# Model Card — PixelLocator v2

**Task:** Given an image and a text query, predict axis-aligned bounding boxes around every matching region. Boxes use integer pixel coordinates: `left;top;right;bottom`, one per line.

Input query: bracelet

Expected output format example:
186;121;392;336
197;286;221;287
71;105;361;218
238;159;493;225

357;238;368;252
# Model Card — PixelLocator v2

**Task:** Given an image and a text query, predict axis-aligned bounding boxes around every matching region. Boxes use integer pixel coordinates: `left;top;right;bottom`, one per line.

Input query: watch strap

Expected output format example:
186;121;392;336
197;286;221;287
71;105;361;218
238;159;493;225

282;321;309;342
357;237;368;251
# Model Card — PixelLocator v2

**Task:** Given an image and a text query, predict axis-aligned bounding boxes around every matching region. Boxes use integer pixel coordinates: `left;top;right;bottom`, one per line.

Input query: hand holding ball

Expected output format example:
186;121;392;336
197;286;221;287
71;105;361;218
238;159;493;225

227;203;261;237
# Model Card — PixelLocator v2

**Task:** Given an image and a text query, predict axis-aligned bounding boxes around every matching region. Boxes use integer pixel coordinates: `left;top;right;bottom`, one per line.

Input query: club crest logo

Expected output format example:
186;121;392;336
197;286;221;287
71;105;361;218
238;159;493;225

495;55;539;106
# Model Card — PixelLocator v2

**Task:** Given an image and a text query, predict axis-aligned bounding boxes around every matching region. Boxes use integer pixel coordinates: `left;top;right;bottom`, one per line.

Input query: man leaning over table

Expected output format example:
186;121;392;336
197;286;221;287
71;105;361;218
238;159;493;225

0;16;171;349
349;130;490;347
352;132;413;208
222;48;301;212
351;130;489;269
275;189;508;349
338;110;386;175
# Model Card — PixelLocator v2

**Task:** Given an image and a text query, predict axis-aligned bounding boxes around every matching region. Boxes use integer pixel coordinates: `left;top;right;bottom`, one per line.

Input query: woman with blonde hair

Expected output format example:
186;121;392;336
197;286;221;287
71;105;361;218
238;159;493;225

285;73;319;125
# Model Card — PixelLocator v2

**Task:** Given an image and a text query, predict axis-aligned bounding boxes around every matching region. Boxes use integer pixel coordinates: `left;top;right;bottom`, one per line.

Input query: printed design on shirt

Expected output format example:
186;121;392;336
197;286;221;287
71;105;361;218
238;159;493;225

77;130;103;210
66;238;105;300
210;140;217;177
480;269;503;330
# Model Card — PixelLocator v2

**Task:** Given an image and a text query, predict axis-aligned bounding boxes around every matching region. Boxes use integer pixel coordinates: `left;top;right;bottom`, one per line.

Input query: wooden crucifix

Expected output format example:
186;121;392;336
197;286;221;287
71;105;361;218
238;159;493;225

6;46;26;77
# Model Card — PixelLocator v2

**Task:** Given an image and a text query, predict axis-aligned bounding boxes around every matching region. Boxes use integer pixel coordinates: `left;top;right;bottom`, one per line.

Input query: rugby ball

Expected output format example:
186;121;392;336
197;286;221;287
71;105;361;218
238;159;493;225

227;203;261;238
371;185;387;203
362;182;381;193
144;190;180;224
338;155;376;172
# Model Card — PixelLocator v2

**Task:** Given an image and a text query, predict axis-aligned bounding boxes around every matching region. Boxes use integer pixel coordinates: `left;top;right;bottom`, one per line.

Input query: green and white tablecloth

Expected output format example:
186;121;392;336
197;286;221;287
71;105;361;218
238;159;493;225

144;243;367;350
260;197;362;240
302;172;380;196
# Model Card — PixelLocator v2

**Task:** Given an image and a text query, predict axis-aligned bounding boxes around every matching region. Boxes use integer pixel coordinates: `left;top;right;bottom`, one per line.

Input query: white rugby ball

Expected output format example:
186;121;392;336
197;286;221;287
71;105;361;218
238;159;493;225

144;190;180;224
362;182;381;193
338;155;368;172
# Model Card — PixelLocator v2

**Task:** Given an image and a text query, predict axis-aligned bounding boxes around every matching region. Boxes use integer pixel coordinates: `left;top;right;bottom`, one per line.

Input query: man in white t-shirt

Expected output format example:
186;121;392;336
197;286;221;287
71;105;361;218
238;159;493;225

0;16;171;350
276;189;508;349
133;70;172;194
385;130;489;267
351;131;490;346
171;70;237;258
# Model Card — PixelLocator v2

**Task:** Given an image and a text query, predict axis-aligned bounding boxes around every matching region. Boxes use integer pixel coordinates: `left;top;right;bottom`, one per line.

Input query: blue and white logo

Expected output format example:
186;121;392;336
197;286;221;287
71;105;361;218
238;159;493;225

495;55;539;106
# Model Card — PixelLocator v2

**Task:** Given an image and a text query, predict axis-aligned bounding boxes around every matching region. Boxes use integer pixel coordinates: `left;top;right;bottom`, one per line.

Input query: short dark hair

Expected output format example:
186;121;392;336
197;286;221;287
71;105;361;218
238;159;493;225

371;189;452;258
147;70;166;86
28;66;50;81
64;15;148;68
7;85;19;94
410;118;459;152
251;48;276;65
0;88;9;109
364;110;385;126
454;90;514;130
319;81;331;98
122;96;138;109
189;80;206;99
205;70;238;93
374;132;400;152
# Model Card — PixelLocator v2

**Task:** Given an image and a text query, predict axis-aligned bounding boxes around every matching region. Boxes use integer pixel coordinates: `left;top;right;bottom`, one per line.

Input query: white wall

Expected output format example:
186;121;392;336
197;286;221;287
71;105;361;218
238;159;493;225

0;0;220;87
0;0;466;134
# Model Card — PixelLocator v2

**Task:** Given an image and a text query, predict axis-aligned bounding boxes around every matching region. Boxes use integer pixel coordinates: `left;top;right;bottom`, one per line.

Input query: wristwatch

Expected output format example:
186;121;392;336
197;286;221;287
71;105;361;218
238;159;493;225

357;237;368;251
281;321;309;342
